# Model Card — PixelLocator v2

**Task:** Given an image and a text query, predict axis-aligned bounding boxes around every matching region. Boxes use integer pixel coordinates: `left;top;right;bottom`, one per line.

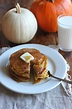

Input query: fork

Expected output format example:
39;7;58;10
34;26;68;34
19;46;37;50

48;71;72;84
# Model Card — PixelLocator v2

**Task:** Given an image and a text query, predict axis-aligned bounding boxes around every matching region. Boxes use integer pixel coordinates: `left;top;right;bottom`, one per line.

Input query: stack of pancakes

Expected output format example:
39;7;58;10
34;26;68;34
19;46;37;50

9;48;48;83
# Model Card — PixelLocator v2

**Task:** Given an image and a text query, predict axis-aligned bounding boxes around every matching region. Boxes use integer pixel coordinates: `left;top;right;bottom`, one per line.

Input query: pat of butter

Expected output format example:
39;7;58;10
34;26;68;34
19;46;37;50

20;52;34;63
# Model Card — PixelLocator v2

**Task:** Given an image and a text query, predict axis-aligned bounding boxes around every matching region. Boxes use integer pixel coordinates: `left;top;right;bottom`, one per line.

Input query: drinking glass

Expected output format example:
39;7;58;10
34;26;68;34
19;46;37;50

57;15;72;52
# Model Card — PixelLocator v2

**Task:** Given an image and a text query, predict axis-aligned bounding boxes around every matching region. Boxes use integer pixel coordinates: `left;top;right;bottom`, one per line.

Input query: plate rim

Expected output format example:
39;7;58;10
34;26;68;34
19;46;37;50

0;44;67;94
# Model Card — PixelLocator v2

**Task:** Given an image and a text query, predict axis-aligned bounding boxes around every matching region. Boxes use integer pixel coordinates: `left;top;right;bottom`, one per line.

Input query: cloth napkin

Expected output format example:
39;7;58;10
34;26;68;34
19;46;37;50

0;46;72;109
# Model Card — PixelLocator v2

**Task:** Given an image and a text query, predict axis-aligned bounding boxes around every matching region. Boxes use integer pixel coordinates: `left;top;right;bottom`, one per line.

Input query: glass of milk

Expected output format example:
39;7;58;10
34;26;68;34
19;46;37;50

57;15;72;52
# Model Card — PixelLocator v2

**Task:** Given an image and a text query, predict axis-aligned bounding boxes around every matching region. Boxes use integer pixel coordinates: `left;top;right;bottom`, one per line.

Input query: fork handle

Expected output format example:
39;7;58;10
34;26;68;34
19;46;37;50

50;74;72;84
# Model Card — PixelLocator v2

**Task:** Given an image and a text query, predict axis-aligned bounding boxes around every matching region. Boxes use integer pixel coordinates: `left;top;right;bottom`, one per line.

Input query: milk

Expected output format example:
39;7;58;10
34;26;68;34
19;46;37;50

58;16;72;52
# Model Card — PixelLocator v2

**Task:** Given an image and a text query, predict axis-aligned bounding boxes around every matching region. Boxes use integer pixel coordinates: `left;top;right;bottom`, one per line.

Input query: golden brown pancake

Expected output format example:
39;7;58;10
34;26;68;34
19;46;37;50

33;55;48;83
9;48;48;83
9;68;30;82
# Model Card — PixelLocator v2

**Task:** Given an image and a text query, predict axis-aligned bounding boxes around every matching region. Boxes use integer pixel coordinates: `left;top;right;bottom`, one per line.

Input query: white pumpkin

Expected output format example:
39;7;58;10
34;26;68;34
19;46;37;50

2;3;37;43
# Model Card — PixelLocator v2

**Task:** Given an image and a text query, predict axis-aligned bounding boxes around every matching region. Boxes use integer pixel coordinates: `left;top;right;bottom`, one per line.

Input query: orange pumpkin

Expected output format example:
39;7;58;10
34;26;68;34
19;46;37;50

30;0;72;32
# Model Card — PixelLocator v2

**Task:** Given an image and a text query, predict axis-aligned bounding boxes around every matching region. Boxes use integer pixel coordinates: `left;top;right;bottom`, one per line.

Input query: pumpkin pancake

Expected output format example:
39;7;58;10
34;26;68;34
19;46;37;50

33;55;48;83
9;48;48;83
9;68;30;82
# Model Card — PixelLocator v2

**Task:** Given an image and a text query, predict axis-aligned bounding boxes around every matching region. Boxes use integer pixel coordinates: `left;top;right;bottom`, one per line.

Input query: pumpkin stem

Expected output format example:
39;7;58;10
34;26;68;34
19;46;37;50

16;3;21;13
49;0;54;2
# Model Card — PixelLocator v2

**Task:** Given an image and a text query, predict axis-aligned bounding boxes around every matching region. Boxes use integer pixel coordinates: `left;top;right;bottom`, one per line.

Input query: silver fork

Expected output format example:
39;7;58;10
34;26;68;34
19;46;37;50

48;71;72;84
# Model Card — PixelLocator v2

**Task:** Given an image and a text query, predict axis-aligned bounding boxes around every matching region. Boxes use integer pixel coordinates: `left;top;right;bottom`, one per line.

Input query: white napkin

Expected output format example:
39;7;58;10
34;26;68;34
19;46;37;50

0;46;10;55
0;45;72;96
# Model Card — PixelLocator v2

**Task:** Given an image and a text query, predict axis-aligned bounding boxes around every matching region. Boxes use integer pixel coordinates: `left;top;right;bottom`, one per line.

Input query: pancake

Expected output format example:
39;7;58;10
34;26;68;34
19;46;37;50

9;48;48;83
9;68;30;82
33;55;48;83
34;69;48;83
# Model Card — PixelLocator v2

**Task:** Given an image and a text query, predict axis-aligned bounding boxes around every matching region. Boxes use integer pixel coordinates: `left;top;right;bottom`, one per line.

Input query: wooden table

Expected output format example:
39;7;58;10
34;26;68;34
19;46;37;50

0;28;72;78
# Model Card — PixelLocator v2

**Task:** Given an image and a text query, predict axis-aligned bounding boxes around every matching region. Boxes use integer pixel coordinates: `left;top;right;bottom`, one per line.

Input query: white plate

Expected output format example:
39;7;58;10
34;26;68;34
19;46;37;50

0;44;67;94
